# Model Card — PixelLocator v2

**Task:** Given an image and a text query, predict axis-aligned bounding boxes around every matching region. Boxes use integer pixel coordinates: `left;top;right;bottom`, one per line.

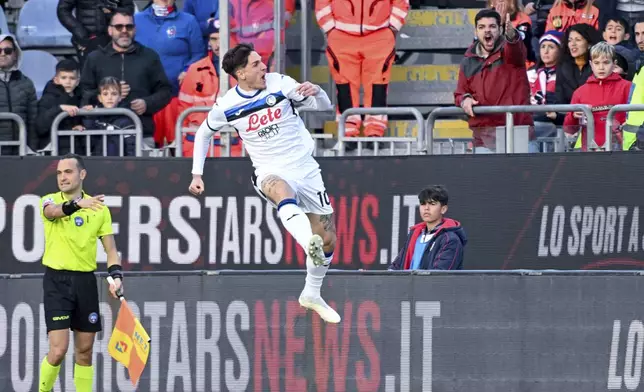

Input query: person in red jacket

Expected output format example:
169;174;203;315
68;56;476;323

564;41;632;151
454;7;535;153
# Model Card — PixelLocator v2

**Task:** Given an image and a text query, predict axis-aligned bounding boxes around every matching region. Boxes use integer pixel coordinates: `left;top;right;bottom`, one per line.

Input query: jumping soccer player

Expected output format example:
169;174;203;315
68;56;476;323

188;43;340;324
38;153;124;391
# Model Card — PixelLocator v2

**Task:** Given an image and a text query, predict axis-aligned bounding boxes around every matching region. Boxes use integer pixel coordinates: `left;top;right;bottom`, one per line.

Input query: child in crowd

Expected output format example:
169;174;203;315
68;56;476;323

36;59;88;153
82;76;135;156
564;42;632;151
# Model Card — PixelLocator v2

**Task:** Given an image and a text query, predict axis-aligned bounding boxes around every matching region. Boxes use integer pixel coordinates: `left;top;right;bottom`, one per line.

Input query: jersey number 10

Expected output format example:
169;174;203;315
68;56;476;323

317;191;330;207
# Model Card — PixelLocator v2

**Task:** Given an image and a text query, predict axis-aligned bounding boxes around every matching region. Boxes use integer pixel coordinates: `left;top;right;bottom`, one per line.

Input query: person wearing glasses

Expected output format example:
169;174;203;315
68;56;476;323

79;8;173;151
57;0;135;68
0;34;37;155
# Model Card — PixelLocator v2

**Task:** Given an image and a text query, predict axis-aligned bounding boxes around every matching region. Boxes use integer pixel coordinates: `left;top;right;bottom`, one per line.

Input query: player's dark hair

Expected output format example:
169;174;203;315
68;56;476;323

222;43;255;80
62;153;86;171
475;8;501;27
55;59;79;75
418;185;449;206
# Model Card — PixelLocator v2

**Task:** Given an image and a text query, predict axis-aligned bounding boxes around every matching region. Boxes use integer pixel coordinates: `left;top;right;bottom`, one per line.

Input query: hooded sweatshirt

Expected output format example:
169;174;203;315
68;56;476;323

564;73;632;150
0;34;37;152
389;218;467;271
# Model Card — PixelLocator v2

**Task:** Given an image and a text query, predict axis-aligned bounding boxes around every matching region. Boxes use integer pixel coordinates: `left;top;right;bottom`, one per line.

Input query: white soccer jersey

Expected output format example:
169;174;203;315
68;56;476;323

191;73;333;176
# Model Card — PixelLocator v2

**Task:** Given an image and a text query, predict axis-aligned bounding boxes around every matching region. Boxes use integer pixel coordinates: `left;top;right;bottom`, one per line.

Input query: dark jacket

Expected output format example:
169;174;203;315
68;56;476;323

454;30;533;146
555;59;592;105
57;0;135;48
0;34;37;154
80;42;173;139
82;102;136;156
36;80;85;152
389;219;467;271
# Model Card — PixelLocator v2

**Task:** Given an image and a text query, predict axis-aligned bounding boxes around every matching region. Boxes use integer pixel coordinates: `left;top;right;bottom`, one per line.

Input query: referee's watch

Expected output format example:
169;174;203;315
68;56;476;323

108;265;123;280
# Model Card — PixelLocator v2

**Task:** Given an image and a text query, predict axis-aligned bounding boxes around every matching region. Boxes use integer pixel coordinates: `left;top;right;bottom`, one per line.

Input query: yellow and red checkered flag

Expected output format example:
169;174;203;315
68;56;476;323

107;278;151;386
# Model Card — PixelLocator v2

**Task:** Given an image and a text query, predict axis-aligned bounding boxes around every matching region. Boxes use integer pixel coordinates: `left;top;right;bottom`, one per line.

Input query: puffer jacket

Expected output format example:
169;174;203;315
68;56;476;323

57;0;135;47
0;34;37;153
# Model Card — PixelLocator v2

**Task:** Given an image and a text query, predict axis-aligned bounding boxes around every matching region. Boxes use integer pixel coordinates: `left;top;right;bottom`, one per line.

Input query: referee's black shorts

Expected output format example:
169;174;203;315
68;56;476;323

43;267;102;333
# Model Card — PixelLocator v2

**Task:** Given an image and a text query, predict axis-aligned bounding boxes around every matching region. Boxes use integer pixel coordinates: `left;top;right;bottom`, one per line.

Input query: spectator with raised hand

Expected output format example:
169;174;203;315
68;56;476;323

488;0;536;65
0;34;37;155
454;7;535;153
564;42;632;150
555;23;601;105
80;8;173;150
527;30;564;149
36;59;90;154
546;0;599;34
134;0;205;148
57;0;135;68
177;19;241;157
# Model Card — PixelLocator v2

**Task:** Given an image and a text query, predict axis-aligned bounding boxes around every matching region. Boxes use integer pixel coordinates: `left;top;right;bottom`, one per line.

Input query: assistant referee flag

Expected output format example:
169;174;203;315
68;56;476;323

108;300;151;386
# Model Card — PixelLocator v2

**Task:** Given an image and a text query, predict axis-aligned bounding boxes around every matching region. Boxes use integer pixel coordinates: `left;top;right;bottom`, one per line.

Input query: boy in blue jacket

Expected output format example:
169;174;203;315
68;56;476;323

389;185;467;271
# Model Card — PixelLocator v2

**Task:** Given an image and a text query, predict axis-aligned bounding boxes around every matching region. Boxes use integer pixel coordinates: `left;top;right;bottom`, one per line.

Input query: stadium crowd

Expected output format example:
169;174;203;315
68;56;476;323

1;0;644;155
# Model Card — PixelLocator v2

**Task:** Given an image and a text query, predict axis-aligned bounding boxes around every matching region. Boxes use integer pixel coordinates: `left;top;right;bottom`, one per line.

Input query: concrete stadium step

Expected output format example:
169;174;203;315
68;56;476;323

322;119;471;139
286;64;460;107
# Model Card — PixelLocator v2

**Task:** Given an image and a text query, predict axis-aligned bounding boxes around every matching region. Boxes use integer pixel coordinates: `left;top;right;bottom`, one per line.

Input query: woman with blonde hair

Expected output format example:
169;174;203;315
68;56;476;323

546;0;599;33
487;0;535;64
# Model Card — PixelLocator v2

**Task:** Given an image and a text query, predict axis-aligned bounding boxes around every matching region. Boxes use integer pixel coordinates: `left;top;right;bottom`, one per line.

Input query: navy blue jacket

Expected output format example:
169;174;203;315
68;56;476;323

389;218;467;271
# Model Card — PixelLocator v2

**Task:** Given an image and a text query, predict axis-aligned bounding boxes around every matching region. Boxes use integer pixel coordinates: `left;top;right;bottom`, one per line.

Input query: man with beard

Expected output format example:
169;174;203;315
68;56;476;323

454;6;535;153
79;8;172;151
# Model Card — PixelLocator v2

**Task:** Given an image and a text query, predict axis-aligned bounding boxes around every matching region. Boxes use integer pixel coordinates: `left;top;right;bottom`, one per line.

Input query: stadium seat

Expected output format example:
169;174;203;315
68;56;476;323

285;9;477;52
0;6;9;35
16;0;73;52
20;50;58;99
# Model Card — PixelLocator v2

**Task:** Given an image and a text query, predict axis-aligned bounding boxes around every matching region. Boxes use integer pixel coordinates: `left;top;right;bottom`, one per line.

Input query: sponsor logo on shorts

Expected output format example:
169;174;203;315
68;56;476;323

52;315;70;321
88;312;99;324
258;124;280;141
75;216;84;226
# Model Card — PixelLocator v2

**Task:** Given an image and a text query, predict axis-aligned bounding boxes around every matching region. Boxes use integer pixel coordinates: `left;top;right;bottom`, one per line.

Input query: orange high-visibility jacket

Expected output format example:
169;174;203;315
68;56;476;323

178;55;236;126
315;0;409;35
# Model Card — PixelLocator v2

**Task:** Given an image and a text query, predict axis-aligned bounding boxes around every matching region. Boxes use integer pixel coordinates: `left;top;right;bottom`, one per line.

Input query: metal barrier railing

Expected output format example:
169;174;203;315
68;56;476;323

606;104;644;152
50;108;144;156
337;107;425;156
0;113;27;156
174;106;336;158
424;105;596;153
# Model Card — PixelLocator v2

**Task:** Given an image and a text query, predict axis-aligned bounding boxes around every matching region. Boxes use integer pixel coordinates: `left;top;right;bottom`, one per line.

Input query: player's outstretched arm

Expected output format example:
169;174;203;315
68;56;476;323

190;105;228;195
281;75;333;111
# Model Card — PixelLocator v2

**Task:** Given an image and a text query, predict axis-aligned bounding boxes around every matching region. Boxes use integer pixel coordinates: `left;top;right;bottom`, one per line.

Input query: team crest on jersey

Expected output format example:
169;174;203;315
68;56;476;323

266;95;277;106
166;26;177;38
74;216;84;226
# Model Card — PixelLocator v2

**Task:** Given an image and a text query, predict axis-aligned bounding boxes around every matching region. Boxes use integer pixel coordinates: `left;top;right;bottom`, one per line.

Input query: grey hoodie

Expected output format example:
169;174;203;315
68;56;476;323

0;34;37;153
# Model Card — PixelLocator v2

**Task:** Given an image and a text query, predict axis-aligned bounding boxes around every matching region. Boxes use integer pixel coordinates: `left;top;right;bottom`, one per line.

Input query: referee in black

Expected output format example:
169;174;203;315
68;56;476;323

38;154;124;392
